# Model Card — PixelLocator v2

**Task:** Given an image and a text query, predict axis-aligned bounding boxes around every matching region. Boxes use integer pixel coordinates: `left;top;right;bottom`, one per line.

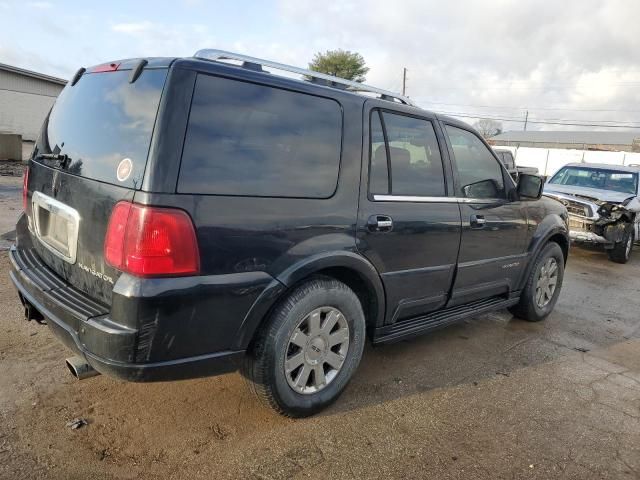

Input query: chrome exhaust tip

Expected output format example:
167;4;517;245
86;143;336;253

65;356;100;380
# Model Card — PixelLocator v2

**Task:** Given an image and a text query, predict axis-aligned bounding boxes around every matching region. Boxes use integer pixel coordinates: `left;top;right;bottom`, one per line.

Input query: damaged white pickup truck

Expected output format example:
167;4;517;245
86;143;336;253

544;163;640;264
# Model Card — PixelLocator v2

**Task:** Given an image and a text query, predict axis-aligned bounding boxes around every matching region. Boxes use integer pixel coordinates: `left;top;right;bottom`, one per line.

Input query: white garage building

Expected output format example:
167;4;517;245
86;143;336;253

0;62;66;143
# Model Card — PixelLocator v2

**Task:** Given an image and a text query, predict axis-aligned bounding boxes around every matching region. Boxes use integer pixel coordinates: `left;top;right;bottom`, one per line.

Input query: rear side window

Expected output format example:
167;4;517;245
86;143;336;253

369;111;389;194
369;110;446;197
178;74;343;198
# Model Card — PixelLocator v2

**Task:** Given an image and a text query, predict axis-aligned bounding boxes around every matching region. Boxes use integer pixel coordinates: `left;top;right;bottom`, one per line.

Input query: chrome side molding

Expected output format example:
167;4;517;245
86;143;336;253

372;194;504;204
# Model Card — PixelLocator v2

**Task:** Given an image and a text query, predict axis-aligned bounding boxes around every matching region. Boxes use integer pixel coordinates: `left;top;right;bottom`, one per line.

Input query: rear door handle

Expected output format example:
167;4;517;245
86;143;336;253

470;214;486;228
367;215;393;232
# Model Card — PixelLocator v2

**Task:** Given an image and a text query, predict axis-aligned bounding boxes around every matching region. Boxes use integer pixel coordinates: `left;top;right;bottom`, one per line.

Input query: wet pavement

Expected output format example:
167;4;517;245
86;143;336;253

0;200;638;479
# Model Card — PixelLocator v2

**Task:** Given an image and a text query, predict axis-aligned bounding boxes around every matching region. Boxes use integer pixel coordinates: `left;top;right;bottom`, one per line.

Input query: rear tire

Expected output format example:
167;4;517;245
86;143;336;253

242;277;366;417
509;242;565;322
607;226;633;264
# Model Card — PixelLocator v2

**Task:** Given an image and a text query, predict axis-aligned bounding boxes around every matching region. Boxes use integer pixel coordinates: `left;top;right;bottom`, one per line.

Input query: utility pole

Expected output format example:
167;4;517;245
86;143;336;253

402;67;407;96
524;110;529;131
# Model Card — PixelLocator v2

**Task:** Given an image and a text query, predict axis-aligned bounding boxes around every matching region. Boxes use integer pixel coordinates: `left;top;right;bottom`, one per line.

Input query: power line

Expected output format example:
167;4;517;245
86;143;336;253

418;79;640;91
416;99;640;113
432;110;640;129
427;107;640;126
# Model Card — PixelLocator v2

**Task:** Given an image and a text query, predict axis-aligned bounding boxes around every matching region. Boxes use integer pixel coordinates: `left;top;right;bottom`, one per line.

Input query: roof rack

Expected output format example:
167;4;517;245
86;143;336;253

193;49;415;106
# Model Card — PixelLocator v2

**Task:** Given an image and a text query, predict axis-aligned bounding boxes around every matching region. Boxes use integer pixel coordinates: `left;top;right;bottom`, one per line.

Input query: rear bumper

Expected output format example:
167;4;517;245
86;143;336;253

10;243;253;382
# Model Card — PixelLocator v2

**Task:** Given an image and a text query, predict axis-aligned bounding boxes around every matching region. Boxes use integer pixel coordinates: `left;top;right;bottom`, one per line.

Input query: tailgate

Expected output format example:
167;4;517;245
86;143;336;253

25;65;168;304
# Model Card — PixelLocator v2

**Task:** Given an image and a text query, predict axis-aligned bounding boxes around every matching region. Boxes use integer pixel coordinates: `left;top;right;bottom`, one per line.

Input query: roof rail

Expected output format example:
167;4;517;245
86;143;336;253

193;49;416;106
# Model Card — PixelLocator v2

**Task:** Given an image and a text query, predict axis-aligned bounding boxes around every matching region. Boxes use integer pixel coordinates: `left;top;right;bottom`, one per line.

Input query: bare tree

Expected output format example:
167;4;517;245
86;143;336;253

473;119;503;139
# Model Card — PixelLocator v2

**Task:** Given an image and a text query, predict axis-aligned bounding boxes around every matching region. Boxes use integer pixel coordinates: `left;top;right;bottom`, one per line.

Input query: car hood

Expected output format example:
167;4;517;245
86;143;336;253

543;184;634;204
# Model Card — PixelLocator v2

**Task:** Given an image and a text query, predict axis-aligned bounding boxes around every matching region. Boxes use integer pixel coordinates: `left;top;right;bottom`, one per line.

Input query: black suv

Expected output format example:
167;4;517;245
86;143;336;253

11;50;569;417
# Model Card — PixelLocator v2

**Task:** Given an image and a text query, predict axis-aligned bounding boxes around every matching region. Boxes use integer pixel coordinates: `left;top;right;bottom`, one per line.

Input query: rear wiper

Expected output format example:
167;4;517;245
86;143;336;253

35;153;71;169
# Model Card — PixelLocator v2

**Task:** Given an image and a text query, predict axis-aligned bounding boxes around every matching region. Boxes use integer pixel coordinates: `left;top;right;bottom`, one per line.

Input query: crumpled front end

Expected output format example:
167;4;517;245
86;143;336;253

545;192;638;247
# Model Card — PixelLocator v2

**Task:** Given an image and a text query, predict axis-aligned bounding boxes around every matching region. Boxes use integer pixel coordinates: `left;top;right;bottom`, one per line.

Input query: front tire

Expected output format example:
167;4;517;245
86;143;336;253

607;226;633;264
242;278;366;417
509;242;565;322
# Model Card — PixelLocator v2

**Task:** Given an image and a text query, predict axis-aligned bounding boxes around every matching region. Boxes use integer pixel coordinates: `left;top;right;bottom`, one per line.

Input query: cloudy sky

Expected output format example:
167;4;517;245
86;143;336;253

2;0;640;132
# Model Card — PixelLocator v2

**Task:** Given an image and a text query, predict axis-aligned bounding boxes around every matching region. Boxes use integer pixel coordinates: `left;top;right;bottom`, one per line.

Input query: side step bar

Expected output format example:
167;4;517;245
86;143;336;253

373;295;519;345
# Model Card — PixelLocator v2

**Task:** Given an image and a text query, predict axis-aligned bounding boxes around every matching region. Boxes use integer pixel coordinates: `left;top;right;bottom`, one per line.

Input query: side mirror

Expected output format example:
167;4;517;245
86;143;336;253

517;174;544;200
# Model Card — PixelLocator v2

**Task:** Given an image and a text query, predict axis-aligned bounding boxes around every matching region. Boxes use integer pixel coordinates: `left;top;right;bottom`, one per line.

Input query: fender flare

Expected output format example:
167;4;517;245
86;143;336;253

234;251;386;349
517;219;569;291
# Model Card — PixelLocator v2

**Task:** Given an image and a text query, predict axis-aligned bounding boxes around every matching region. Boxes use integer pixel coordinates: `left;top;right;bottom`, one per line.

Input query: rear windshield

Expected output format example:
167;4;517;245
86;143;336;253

33;68;167;189
549;166;638;194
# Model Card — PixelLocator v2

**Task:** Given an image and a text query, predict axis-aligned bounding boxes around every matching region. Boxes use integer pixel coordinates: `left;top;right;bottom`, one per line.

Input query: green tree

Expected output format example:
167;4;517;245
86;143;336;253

308;49;369;83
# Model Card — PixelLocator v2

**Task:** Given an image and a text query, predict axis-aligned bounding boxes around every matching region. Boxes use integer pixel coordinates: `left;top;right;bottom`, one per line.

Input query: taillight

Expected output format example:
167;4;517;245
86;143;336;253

104;202;199;277
22;167;29;211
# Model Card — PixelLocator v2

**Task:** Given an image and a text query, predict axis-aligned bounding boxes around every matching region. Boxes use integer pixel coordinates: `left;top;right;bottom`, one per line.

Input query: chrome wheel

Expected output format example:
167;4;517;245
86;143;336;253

535;257;558;308
284;307;349;395
625;234;633;258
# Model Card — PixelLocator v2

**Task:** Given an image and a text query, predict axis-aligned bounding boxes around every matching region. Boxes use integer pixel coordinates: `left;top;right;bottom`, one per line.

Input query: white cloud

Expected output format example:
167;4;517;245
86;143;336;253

27;1;52;8
277;0;640;131
109;21;216;58
112;21;154;35
3;0;640;133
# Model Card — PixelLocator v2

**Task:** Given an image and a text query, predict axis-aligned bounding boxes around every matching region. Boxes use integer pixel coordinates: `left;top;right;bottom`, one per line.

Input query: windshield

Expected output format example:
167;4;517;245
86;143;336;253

548;166;638;195
33;68;167;189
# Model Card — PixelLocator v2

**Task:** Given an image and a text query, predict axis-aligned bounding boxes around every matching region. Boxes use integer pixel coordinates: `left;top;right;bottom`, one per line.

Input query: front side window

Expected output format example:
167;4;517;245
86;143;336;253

178;74;343;198
503;152;515;169
445;125;505;199
369;110;446;197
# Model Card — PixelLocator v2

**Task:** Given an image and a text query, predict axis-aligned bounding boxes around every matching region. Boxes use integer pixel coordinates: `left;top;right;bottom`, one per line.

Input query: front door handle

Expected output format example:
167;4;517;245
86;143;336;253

470;214;486;228
367;215;393;232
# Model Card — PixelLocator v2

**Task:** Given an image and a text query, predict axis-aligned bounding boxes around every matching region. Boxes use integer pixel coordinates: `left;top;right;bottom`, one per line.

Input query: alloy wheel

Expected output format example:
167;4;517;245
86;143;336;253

284;307;349;395
535;257;558;308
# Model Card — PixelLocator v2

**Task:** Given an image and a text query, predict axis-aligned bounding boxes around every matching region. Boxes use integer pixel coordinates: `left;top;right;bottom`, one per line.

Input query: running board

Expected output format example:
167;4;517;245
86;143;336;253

373;295;519;345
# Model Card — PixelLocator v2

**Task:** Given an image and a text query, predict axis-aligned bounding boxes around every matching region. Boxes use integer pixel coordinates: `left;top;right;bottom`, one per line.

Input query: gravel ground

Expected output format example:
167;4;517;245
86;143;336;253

0;223;639;479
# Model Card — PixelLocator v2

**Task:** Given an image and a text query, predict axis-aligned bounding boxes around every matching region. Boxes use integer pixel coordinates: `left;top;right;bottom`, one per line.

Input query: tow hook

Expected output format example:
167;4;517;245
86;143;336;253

21;296;46;324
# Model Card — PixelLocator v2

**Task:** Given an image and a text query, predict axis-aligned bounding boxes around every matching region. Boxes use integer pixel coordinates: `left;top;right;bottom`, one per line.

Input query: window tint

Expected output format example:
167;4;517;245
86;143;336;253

36;69;167;189
503;152;515;169
178;74;342;197
369;111;446;197
445;125;505;199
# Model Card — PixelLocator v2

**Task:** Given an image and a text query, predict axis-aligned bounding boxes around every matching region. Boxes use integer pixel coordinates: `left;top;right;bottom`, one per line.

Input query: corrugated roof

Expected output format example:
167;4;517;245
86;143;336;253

491;130;640;145
0;62;67;86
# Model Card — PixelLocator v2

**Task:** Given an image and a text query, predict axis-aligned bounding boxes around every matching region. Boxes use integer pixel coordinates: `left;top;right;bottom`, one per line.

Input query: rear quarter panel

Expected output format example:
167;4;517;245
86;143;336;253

132;65;367;353
143;61;365;279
